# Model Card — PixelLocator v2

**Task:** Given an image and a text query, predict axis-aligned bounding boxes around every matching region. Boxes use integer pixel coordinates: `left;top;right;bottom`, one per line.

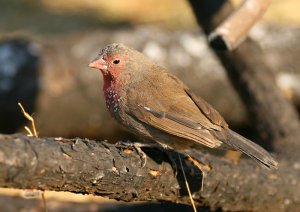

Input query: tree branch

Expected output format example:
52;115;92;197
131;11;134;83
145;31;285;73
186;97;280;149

188;0;300;156
208;0;271;50
0;133;299;211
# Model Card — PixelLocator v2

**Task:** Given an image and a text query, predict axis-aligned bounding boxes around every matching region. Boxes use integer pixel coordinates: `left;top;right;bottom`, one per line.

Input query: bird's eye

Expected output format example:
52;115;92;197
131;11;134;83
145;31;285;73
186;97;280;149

113;59;120;64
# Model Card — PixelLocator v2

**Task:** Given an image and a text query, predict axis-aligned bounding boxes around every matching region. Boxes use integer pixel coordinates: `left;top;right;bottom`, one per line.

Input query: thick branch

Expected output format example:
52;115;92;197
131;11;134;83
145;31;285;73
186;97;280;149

188;0;300;156
0;134;299;211
209;0;271;50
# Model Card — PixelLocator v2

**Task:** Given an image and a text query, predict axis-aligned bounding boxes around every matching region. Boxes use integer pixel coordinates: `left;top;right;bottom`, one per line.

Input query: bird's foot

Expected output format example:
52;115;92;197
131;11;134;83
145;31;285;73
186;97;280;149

115;141;154;167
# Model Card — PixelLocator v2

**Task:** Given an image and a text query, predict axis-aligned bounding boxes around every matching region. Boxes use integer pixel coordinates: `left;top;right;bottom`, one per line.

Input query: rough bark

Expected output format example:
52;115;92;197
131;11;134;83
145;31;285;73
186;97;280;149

0;133;299;211
188;0;300;155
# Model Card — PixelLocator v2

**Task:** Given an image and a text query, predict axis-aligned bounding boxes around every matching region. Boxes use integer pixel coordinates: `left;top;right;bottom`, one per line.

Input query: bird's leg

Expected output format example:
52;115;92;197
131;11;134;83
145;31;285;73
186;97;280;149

132;142;149;167
186;155;211;191
165;151;178;176
155;141;178;176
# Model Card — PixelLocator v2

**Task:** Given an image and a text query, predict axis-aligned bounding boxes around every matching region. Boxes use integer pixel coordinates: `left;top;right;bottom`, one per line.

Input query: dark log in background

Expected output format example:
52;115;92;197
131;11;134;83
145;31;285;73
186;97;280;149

0;134;299;211
188;0;300;155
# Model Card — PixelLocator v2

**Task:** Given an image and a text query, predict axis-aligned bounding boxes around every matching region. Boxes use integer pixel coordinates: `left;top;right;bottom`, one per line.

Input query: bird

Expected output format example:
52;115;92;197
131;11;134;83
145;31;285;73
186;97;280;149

89;43;278;169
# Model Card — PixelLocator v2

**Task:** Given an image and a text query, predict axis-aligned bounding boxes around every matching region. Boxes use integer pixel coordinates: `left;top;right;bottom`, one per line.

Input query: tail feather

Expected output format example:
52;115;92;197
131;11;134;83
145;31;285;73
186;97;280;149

221;129;278;169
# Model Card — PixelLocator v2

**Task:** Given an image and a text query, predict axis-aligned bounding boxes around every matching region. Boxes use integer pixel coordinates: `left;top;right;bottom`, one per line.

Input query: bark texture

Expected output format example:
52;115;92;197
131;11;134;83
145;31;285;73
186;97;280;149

0;133;299;211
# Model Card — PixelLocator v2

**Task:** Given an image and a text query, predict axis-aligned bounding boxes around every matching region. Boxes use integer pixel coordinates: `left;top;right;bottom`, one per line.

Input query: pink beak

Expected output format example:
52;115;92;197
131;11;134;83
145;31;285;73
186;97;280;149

89;56;108;71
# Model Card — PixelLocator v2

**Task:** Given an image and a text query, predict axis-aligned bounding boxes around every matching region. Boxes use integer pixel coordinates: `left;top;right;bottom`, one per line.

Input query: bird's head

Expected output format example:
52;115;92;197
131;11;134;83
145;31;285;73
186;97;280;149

89;43;154;87
89;43;130;83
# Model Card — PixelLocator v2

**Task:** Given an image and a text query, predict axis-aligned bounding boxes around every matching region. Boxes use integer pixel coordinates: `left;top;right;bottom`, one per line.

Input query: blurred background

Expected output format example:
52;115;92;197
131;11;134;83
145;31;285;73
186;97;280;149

0;0;299;211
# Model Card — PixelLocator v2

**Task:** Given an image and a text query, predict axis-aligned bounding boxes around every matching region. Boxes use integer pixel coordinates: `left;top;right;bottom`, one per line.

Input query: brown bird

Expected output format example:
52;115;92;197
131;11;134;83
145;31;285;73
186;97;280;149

89;43;278;169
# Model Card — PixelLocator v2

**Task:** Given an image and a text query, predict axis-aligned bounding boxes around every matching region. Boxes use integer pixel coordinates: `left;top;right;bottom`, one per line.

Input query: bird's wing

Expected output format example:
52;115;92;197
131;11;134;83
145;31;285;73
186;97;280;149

125;71;228;148
184;88;228;128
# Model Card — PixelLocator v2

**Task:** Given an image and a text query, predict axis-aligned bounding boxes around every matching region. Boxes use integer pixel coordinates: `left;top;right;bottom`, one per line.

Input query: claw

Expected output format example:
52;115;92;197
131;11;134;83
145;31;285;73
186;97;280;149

115;141;148;167
132;143;147;167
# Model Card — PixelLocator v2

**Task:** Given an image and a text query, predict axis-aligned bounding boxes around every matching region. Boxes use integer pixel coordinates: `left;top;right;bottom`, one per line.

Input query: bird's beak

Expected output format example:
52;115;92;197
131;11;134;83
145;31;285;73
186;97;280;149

89;55;108;71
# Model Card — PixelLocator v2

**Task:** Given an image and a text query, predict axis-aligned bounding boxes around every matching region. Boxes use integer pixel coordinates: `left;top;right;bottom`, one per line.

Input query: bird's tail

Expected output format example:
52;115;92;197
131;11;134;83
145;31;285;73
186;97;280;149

220;129;278;169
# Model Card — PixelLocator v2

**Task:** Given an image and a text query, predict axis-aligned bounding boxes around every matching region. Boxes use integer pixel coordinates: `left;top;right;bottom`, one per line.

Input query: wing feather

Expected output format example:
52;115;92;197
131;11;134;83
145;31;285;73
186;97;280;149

185;88;228;128
130;106;220;148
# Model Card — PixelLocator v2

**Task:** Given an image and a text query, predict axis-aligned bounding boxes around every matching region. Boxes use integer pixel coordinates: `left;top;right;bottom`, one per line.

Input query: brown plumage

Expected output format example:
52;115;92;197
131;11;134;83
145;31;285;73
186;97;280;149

89;43;278;169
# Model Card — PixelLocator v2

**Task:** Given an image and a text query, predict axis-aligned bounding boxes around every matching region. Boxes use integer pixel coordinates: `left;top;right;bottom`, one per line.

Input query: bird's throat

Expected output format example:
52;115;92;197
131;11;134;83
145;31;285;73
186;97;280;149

103;75;122;116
